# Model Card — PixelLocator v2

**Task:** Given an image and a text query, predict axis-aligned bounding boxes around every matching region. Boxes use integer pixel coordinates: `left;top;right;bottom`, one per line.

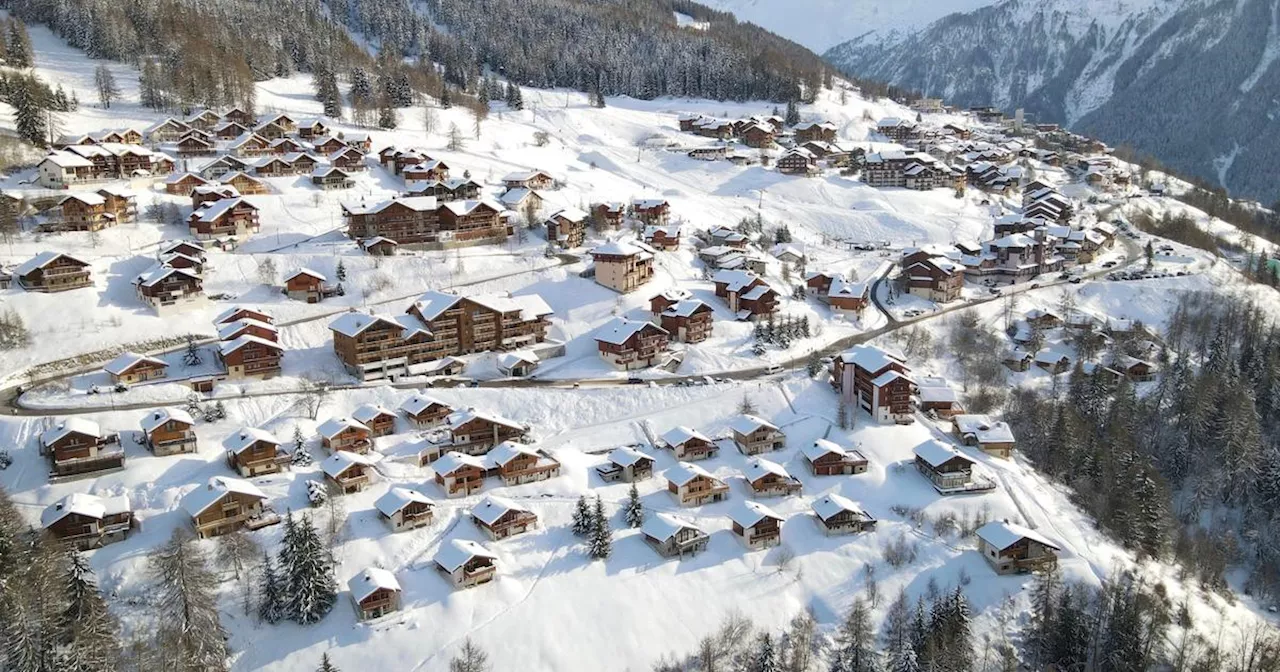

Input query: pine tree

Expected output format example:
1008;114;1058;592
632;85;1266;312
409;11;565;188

737;394;757;416
317;652;340;672
281;513;338;624
623;482;643;528
6;19;32;68
377;101;398;129
257;550;284;624
588;496;611;559
151;530;228;671
836;598;880;672
571;495;592;536
753;633;780;672
183;335;203;366
447;123;466;151
55;550;120;672
784;99;800;127
336;260;347;282
505;84;523;111
11;76;47;146
314;67;342;119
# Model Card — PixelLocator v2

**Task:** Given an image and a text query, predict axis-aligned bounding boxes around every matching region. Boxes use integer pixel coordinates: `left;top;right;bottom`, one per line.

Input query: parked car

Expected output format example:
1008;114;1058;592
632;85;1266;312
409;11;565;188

764;364;784;375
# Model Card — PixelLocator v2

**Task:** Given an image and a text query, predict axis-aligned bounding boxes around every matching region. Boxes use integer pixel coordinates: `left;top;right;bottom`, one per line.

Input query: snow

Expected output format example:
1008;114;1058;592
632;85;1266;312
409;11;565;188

348;567;401;604
704;0;1000;51
728;414;778;435
664;460;718;486
138;407;195;433
913;438;971;468
102;351;166;376
642;511;703;541
181;476;266;517
224;427;280;455
316;416;370;439
320;450;374;478
40;417;103;444
374;487;435;518
975;520;1061;552
470;495;531;526
726;499;783;528
810;492;862;522
434;538;497;573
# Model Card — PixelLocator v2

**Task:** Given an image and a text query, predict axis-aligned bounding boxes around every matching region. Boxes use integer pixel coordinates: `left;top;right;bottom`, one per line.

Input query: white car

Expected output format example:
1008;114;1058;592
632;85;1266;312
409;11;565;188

764;364;784;374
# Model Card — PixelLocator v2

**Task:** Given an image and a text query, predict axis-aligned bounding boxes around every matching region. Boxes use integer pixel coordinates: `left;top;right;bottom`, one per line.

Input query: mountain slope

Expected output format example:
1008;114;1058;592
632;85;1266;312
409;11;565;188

701;0;1000;52
823;0;1280;203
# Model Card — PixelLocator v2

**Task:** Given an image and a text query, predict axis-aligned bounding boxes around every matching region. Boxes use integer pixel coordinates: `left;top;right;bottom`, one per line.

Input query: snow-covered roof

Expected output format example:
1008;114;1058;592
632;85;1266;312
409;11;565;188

182;476;266;517
192;197;254;223
40;418;102;445
41;150;95;168
286;267;326;282
953;415;1015;444
662;425;711;447
400;394;450;416
914;439;972;469
802;439;851;462
838;344;906;372
871;369;913;388
976;520;1060;552
103;351;166;376
316;416;370;439
439;198;503;216
502;170;553;182
223;427;279;455
321;450;374;478
433;451;486;475
342;196;438;216
139;407;195;433
811;493;863;522
216;318;277;340
641;512;704;543
471;495;531;526
59;191;106;207
446;407;524;432
214;305;271;325
728;414;778;435
727;500;782;528
593;317;666;346
662;300;711;318
375;487;434;517
607;446;651;468
591;240;648;257
643;224;681;239
435;539;497;573
487;441;541;467
348;567;400;604
135;264;199;288
549;207;588;223
744;458;792;482
352;403;397;425
711;269;761;292
410;291;552;323
328;312;401;338
41;492;130;528
218;335;282;356
496;351;539;370
665;461;717;486
14;252;89;277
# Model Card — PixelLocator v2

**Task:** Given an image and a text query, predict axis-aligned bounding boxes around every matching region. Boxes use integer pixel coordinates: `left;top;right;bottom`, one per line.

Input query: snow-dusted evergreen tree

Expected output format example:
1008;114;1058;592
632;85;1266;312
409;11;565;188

335;260;347;282
377;101;398;129
571;495;592;536
150;529;228;671
449;638;490;672
835;598;880;672
316;652;340;672
11;76;47;146
257;550;284;624
588;496;611;560
881;589;917;672
447;123;466;151
623;483;643;528
6;19;32;68
505;84;523;111
784;99;800;127
737;394;757;416
183;335;202;366
281;513;338;624
753;633;780;672
313;66;342;119
55;550;120;672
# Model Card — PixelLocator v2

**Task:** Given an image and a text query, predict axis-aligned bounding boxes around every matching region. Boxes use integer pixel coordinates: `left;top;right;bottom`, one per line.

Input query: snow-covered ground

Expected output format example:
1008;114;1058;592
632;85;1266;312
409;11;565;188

2;12;1279;672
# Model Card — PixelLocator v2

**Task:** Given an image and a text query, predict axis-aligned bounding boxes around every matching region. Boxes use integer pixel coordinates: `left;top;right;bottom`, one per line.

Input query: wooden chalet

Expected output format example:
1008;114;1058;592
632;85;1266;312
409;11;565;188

182;476;275;539
321;451;376;494
794;121;838;144
317;416;374;454
218;335;283;379
545;207;588;249
486;441;561;486
743;458;802;497
729;415;785;455
284;268;331;303
801;439;868;476
223;427;288;477
658;299;713;344
352;404;398;437
359;236;399;256
952;414;1016;459
631;199;670;225
329;147;367;171
103;351;168;385
661;426;719;461
216;318;278;343
976;521;1060;575
595;446;655;483
643;224;681;251
433;452;488;498
312;166;355;190
400;394;454;428
811;493;876;536
594;317;670;370
665;462;729;507
913;439;995;495
471;496;538;541
712;270;778;321
348;568;401;621
215;305;275;326
39;418;124;478
139;407;198;456
591;202;626;228
777;148;819;176
134;265;205;314
728;500;783;550
41;493;134;550
502;170;555;190
165;172;210;195
13;252;92;292
375;487;435;532
189;197;260;240
222;171;270;195
435;539;497;589
642;513;709;558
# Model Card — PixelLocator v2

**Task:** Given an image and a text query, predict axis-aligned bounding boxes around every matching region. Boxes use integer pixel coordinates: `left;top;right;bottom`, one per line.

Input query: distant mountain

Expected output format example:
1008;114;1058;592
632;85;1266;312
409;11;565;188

822;0;1280;203
701;0;999;52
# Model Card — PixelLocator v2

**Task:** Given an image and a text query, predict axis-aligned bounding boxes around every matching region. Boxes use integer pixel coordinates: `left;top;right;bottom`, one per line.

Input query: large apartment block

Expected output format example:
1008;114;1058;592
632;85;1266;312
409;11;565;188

330;291;553;381
342;196;512;249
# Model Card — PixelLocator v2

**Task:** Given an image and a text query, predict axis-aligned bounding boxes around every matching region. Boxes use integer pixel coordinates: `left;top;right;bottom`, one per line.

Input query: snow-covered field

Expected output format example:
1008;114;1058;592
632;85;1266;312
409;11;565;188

2;12;1278;672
